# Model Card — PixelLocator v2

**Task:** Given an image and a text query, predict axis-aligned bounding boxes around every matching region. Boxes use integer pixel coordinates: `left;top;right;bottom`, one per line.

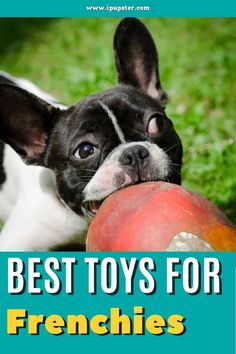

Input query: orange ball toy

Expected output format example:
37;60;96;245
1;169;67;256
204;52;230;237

86;182;236;252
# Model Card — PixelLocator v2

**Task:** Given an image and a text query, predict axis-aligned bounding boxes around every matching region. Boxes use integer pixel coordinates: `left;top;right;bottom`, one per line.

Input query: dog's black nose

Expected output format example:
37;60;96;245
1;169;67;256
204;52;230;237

119;145;150;167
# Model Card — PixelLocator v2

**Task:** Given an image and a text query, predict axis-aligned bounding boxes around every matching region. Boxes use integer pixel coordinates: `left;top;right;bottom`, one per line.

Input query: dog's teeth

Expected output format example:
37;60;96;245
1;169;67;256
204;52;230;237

89;201;101;214
82;200;104;219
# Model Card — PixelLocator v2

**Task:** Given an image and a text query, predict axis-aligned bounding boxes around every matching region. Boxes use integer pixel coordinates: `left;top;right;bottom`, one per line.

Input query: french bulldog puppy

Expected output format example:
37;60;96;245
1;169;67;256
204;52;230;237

0;18;182;251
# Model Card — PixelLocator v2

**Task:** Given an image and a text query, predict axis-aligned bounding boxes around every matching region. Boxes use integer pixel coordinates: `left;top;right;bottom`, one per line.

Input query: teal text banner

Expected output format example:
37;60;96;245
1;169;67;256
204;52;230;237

0;252;235;354
0;0;236;17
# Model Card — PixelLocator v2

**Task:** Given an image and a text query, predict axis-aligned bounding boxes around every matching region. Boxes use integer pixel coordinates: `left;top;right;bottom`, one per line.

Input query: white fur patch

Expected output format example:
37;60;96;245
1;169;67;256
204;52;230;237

83;141;170;202
0;74;88;251
99;102;126;143
0;145;88;251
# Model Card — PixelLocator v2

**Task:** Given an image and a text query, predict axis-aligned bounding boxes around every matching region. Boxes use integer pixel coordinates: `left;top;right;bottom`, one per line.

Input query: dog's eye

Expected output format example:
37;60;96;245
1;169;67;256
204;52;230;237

73;142;97;160
147;115;165;134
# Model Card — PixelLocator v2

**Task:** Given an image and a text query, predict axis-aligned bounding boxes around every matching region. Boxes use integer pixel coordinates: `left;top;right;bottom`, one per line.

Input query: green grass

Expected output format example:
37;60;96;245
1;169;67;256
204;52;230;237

0;18;235;222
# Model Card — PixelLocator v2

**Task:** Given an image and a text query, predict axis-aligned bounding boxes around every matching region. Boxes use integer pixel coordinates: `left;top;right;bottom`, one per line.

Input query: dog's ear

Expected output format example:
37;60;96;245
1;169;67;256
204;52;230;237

113;18;167;108
0;83;61;165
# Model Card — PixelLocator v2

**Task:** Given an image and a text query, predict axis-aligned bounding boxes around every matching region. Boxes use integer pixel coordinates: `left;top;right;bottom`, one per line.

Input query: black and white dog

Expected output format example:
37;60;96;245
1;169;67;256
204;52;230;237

0;18;183;251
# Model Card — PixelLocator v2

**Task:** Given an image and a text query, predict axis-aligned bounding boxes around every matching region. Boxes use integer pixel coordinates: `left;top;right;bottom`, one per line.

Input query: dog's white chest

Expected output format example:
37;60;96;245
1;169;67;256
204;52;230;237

0;145;88;251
